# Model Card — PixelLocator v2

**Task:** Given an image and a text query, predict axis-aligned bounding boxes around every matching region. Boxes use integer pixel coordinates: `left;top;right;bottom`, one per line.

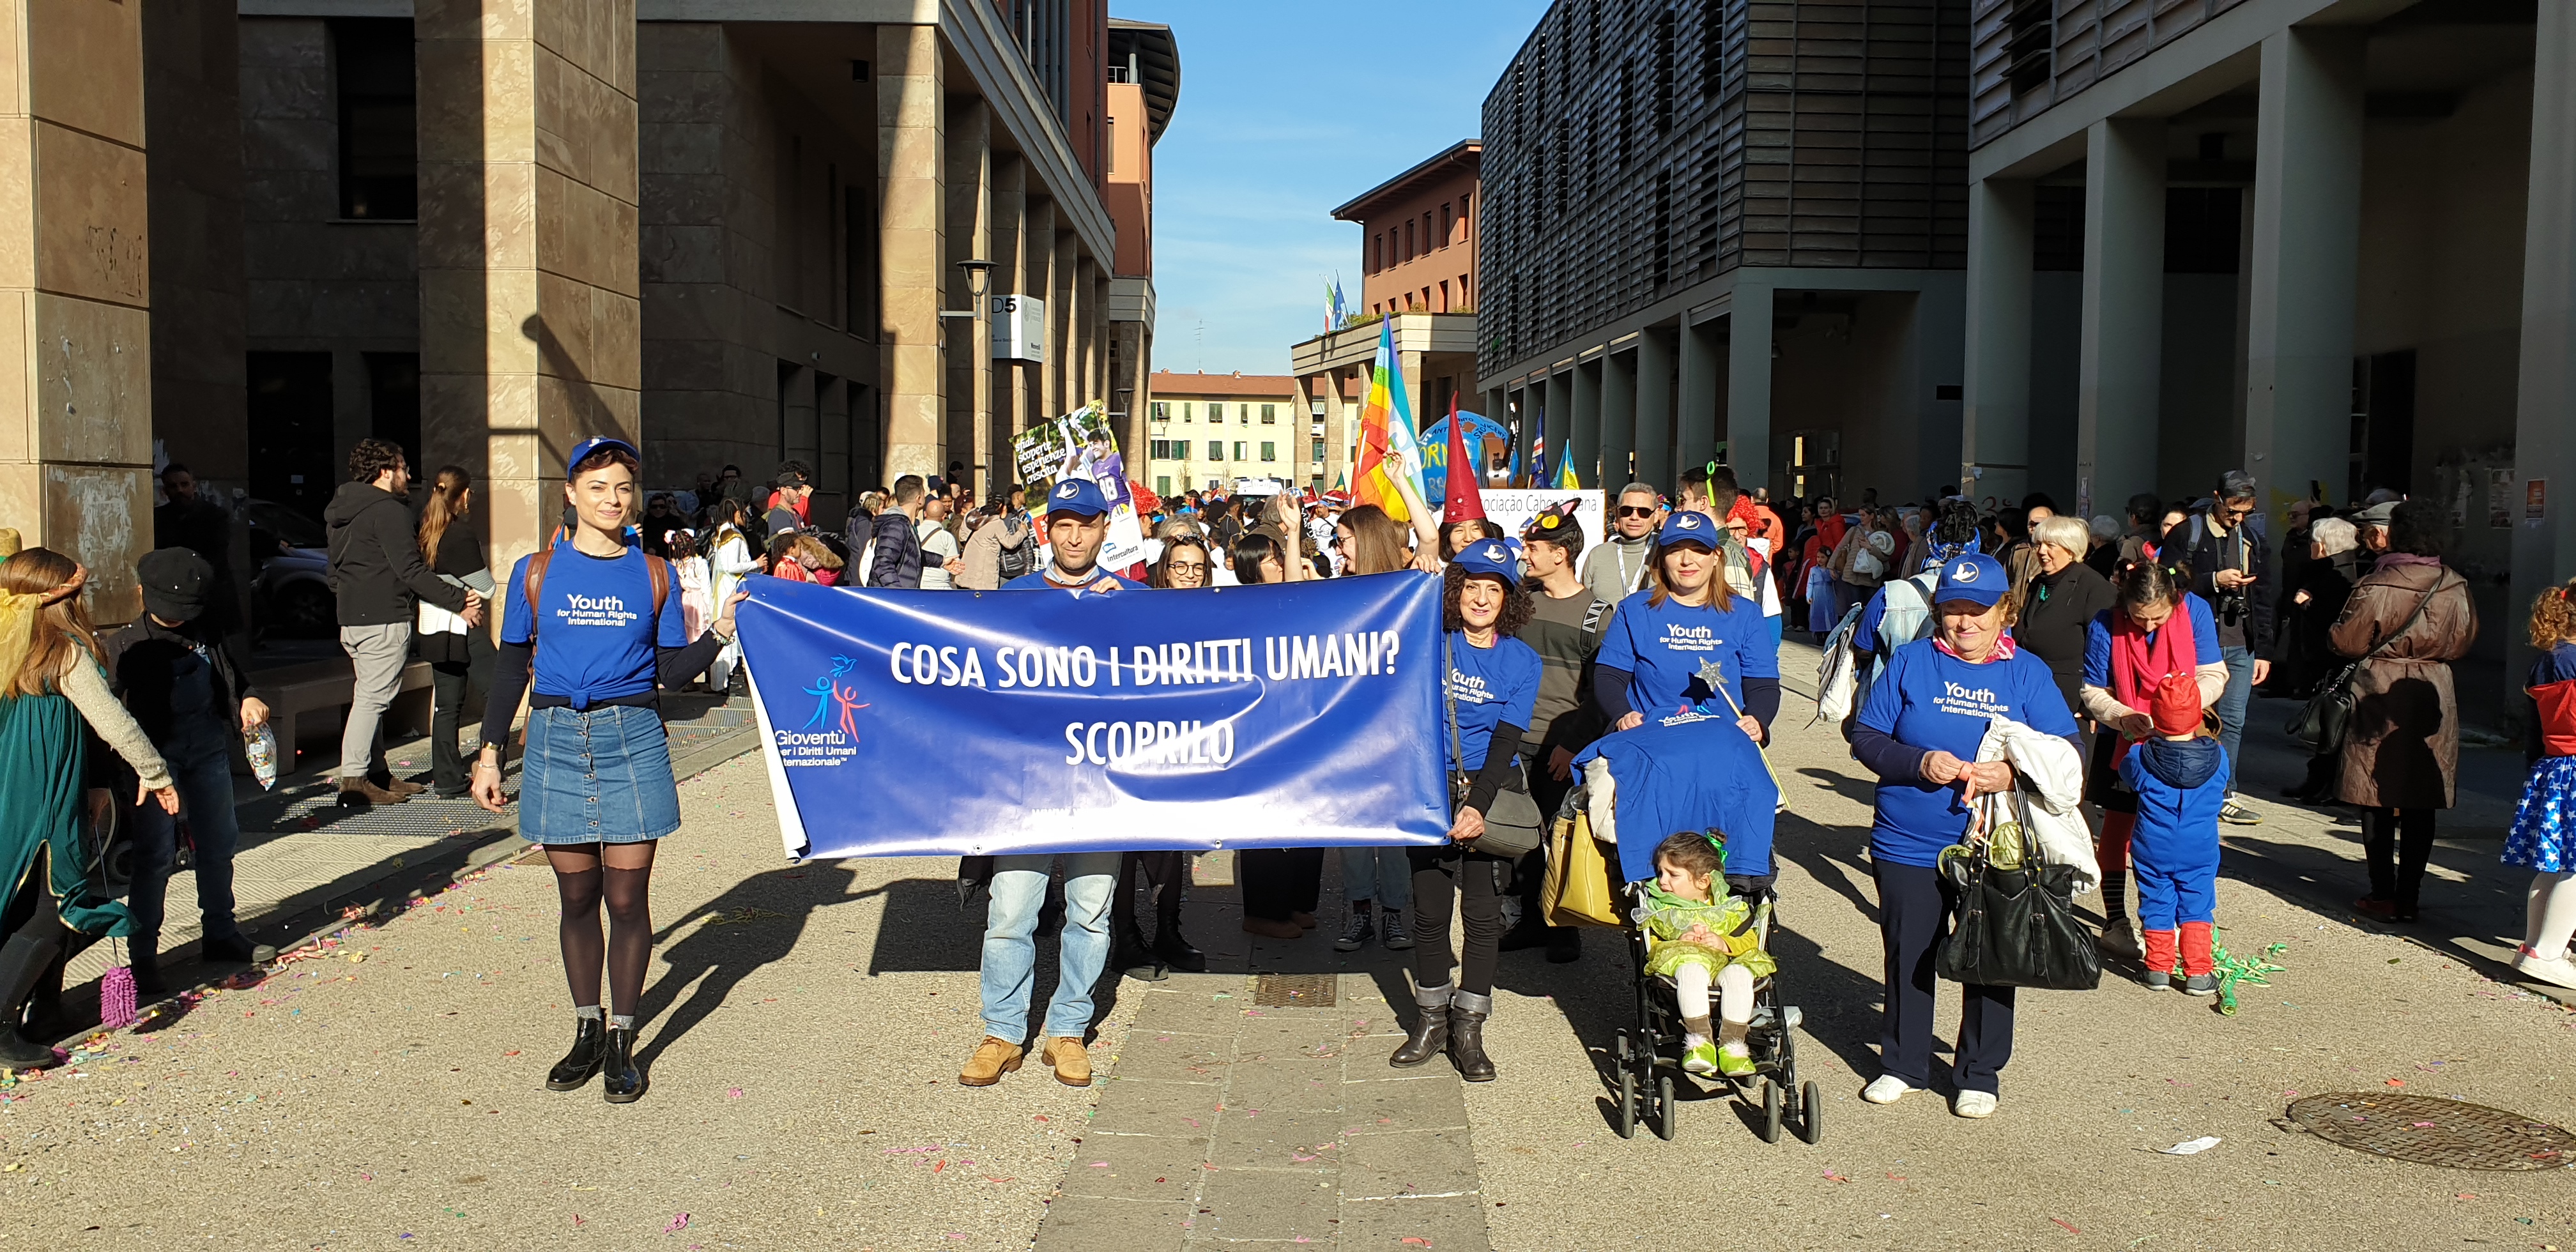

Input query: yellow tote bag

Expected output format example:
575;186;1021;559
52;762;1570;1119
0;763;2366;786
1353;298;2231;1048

1544;812;1625;928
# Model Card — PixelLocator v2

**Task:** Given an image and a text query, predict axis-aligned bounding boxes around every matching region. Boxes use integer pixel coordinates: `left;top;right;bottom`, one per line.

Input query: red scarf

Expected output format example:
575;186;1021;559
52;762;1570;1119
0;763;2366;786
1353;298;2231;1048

2108;600;2196;766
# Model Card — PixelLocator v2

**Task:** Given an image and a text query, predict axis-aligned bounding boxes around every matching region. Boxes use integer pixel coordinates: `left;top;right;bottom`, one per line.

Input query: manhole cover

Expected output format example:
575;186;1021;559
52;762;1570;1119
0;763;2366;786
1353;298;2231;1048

1250;973;1337;1007
2287;1093;2576;1170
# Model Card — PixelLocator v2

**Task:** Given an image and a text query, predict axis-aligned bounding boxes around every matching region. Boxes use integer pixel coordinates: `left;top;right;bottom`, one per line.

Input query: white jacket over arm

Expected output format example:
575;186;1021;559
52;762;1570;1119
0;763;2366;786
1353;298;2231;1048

1974;716;2097;894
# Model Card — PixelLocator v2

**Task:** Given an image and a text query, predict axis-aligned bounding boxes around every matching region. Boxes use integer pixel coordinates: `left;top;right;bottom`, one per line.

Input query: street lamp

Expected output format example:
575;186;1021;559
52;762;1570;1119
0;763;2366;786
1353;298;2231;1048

958;257;995;300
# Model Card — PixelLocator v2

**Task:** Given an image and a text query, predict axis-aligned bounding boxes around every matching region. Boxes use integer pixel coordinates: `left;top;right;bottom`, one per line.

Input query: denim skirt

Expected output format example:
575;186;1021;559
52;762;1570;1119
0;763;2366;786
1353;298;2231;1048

519;704;682;845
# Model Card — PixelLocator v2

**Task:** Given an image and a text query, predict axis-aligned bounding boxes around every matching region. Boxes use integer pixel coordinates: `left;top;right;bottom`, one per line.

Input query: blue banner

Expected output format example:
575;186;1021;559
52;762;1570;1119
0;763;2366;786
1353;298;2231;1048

736;573;1452;860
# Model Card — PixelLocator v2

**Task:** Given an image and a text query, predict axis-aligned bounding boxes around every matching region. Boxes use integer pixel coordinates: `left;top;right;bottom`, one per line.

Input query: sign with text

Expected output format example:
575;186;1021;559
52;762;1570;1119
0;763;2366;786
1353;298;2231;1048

739;573;1450;859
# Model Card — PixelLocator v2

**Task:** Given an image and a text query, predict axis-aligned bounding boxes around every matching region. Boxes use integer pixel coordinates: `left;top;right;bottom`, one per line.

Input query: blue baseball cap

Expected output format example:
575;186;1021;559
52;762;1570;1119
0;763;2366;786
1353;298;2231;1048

1043;477;1110;519
1935;551;2009;608
566;436;640;470
1453;537;1519;583
1656;509;1719;548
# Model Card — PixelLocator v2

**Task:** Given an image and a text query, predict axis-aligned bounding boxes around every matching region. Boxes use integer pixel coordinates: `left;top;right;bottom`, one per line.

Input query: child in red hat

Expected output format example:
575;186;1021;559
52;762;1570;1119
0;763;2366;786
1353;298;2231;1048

2117;671;2229;994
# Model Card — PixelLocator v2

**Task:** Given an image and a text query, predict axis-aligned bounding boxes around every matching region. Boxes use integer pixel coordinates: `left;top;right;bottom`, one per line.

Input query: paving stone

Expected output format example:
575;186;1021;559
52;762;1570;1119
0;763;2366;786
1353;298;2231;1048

1339;1126;1482;1201
1234;1011;1369;1059
1206;1108;1349;1172
1052;1131;1211;1203
1193;1165;1344;1242
1028;1195;1195;1252
1339;1075;1472;1129
1084;1077;1229;1136
1217;1055;1352;1111
1124;981;1257;1034
1337;1191;1494;1249
1104;1032;1236;1083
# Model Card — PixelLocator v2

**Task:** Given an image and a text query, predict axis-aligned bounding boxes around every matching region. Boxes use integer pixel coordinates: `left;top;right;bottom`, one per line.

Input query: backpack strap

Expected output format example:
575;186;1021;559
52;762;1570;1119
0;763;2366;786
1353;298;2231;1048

647;553;671;622
1578;594;1611;651
521;549;555;648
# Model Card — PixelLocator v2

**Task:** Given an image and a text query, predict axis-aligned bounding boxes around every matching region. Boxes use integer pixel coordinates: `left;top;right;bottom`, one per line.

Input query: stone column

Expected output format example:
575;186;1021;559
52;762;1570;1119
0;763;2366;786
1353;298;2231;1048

987;155;1024;454
944;95;990;494
873;23;944;481
1963;176;2034;509
1570;356;1602;488
1053;233;1078;417
1677;317;1722;482
1599;347;1637;491
0;0;153;621
1027;208;1055;418
144;0;246;492
2510;0;2576;724
1725;282;1775;492
779;363;816;466
2077;118;2166;517
1634;327;1675;492
1542;370;1572;486
2245;26;2364;515
416;0;640;572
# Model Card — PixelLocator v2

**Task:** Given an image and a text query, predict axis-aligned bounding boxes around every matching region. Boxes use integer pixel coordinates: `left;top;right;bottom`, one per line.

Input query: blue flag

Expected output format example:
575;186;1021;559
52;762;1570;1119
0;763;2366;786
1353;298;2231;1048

738;574;1452;860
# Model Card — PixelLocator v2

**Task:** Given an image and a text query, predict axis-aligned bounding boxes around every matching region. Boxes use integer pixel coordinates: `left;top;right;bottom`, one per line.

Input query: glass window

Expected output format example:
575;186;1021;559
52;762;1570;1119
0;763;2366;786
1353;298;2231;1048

1208;441;1223;461
1181;402;1193;421
1234;441;1248;462
1261;404;1276;424
1312;439;1325;462
1153;401;1168;420
1156;475;1171;496
332;19;418;219
1260;442;1276;462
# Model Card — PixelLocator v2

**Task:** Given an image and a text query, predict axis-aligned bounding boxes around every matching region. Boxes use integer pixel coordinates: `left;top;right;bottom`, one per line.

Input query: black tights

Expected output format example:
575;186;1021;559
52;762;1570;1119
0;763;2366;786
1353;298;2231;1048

1407;846;1506;996
2362;807;2438;910
549;843;657;1019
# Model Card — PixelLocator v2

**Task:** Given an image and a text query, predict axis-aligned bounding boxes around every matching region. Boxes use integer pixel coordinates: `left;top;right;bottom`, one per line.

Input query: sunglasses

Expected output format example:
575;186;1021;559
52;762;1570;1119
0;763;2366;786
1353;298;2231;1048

1617;505;1658;519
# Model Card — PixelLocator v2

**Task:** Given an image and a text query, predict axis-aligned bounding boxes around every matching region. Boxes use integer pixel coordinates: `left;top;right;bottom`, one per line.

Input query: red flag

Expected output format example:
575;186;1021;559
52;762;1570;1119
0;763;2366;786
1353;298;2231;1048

1441;397;1485;524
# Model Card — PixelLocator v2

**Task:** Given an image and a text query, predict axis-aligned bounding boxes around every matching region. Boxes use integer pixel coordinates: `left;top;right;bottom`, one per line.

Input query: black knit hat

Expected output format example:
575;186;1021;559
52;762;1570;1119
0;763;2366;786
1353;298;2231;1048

137;547;213;622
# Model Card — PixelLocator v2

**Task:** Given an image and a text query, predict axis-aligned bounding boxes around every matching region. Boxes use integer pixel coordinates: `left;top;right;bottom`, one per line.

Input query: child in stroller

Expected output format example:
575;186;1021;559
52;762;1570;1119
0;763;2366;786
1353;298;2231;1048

1636;831;1772;1079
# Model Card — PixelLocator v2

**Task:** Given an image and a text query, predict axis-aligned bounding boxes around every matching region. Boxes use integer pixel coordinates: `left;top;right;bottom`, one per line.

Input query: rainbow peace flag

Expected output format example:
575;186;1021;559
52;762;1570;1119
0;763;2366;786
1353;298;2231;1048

1353;321;1427;522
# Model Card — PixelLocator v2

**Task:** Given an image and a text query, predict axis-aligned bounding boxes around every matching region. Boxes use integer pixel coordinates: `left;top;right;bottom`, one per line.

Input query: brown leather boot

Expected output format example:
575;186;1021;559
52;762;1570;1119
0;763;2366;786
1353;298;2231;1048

337;777;406;808
958;1037;1023;1087
379;777;428;798
1041;1037;1092;1087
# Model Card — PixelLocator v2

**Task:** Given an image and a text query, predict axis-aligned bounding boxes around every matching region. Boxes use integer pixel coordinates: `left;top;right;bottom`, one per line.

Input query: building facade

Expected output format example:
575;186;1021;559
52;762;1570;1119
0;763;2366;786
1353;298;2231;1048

1476;0;1972;500
1143;371;1301;497
0;0;1173;620
1954;0;2566;714
1342;141;1480;317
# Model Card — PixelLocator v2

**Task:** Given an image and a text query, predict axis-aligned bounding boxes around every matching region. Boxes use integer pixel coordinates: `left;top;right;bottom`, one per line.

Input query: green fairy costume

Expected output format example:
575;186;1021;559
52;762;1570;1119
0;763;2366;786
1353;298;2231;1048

0;690;134;938
1634;882;1774;981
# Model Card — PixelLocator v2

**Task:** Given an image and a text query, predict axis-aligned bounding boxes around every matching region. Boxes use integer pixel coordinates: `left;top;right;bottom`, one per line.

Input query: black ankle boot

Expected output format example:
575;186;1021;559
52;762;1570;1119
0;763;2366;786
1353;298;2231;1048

1447;990;1496;1082
0;1027;54;1070
1390;987;1451;1067
545;1016;607;1091
1155;928;1208;973
0;932;62;1065
601;1026;645;1103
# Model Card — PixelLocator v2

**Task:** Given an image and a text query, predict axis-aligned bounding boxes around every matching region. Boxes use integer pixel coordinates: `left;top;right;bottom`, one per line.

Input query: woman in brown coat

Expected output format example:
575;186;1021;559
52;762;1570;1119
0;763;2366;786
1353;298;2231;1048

2329;501;2478;922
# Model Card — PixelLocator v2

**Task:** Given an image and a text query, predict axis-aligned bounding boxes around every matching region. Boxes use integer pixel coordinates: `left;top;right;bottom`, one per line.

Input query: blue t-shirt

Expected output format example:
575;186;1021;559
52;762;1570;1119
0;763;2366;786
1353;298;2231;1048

1854;639;2080;867
1595;588;1780;716
2082;593;2221;689
1000;570;1147;592
502;543;687;708
1445;630;1541;772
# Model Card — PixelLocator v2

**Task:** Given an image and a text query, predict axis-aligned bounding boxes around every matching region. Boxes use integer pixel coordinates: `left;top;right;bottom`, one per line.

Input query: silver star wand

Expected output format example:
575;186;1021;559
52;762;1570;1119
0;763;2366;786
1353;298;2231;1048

1698;658;1789;813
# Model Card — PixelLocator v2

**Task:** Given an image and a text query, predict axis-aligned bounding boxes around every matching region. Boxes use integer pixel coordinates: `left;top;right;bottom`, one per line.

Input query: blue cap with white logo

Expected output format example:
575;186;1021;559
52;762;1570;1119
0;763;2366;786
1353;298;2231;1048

1656;509;1719;548
1452;537;1519;583
566;436;641;470
1043;477;1110;519
1935;551;2009;609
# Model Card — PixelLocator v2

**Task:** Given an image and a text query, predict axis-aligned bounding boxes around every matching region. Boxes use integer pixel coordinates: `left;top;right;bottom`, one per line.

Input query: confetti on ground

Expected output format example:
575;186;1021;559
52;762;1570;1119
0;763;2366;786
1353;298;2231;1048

2051;1218;2082;1234
664;1213;691;1233
2159;1137;2221;1156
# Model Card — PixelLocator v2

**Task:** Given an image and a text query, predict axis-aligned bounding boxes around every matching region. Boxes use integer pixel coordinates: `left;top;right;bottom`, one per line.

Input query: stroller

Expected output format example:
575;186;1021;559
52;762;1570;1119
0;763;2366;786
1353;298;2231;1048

1611;873;1820;1143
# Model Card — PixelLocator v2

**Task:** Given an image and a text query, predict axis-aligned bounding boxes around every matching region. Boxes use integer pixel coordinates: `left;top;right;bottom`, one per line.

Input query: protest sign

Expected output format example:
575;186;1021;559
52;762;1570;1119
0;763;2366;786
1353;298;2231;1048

1013;405;1148;570
739;572;1450;859
1480;489;1604;554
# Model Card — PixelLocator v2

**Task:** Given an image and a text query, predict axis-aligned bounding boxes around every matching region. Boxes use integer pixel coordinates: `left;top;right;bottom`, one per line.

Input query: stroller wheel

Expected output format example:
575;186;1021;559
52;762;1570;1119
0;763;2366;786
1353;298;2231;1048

1759;1078;1783;1143
1653;1074;1678;1142
1616;1069;1639;1140
1797;1080;1825;1144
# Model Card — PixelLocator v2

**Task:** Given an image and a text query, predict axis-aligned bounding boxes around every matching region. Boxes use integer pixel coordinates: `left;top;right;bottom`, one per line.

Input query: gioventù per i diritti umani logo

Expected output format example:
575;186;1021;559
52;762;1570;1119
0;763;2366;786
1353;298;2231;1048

774;655;866;768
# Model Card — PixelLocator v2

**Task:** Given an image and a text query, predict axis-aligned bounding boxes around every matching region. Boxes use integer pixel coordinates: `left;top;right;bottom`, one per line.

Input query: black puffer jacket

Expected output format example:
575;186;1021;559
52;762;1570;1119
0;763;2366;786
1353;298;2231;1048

324;482;470;626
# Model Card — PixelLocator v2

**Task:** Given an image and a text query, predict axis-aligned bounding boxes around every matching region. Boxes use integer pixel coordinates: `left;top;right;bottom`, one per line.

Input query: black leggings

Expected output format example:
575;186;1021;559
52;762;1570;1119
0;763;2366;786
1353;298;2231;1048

1114;851;1185;940
2362;807;2439;909
549;844;657;1019
1408;846;1507;996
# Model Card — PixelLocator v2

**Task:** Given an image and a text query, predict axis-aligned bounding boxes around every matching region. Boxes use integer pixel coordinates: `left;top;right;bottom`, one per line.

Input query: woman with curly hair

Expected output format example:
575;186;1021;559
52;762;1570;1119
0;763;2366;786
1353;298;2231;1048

1389;538;1540;1082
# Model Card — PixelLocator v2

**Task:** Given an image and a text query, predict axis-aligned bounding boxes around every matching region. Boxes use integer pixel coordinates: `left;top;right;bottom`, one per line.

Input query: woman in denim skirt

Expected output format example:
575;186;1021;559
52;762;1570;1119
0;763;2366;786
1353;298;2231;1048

472;437;742;1103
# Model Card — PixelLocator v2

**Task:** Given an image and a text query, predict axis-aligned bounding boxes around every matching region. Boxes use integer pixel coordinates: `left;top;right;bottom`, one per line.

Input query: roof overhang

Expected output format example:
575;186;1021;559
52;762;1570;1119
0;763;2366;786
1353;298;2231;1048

1330;141;1481;223
1107;18;1180;144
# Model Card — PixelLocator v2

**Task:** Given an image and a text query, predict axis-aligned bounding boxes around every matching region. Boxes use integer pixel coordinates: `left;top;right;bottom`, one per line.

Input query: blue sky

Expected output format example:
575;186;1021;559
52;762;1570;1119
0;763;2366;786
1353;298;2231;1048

1116;0;1553;378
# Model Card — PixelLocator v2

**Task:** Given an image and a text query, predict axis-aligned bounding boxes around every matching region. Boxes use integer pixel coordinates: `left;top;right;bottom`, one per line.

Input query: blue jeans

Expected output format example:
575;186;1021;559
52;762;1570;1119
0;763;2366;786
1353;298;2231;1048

981;852;1119;1042
2216;646;2255;794
1338;846;1413;910
128;747;241;947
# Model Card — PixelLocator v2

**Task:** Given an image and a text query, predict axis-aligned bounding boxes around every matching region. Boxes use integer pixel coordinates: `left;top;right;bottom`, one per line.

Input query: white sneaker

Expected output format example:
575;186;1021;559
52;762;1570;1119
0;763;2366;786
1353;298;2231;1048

1952;1090;1998;1118
1862;1075;1917;1104
2515;950;2576;991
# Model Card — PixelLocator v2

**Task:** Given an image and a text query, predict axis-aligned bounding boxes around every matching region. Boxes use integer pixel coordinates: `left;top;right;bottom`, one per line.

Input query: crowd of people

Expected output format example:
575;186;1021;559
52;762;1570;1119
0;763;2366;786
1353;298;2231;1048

0;437;2570;1135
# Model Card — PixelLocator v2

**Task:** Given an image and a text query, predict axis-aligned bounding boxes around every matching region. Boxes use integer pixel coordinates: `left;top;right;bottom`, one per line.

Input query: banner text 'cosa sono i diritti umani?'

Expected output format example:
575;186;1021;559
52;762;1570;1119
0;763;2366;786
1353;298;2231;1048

735;573;1452;860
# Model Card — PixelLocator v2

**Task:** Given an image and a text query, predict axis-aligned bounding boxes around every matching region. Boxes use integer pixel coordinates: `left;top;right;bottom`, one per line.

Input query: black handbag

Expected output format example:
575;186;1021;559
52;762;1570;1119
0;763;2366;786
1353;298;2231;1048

2284;579;2437;752
1935;796;2100;991
1444;636;1545;859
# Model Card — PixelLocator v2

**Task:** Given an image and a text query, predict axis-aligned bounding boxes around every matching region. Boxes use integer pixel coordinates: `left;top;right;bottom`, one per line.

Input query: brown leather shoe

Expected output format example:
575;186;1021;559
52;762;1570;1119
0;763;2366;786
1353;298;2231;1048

958;1037;1023;1087
381;778;428;798
1243;916;1303;940
1290;911;1319;929
1041;1037;1092;1087
337;777;406;808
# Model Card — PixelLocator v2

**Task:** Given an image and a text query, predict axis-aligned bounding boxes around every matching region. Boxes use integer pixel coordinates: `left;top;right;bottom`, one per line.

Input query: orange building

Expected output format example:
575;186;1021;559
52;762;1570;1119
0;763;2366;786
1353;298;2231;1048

1105;19;1178;466
1335;141;1480;316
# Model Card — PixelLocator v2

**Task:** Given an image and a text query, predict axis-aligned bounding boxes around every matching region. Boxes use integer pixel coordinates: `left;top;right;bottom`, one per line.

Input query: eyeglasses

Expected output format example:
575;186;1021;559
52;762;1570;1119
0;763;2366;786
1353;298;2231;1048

1617;506;1658;519
1168;561;1208;574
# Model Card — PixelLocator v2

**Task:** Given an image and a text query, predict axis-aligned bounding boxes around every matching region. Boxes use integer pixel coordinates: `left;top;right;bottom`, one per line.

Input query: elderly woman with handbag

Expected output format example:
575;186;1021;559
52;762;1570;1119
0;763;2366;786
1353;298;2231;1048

1848;551;2080;1119
1390;539;1543;1083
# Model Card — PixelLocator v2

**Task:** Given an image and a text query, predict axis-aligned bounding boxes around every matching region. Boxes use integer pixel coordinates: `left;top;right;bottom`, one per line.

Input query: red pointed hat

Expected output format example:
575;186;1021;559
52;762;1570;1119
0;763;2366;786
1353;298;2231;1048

1441;397;1486;524
2151;671;2203;737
